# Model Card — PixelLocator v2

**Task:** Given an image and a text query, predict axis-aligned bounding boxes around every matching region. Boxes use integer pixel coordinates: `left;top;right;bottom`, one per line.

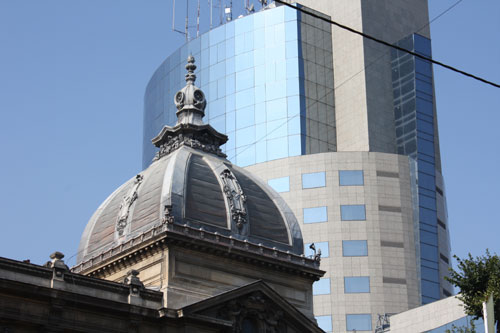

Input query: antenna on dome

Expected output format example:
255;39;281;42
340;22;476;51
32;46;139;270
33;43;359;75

197;0;200;37
225;0;233;22
209;0;213;29
245;0;254;14
172;0;189;41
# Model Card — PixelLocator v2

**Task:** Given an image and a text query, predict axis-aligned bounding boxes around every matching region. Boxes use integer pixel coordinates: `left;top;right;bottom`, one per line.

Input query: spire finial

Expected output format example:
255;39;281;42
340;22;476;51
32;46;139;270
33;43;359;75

185;55;197;84
151;55;228;161
174;56;206;125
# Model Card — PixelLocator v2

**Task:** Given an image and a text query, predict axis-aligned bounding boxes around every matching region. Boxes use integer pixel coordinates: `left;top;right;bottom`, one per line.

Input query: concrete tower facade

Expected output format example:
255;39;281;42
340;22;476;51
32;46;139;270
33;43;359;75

142;1;452;332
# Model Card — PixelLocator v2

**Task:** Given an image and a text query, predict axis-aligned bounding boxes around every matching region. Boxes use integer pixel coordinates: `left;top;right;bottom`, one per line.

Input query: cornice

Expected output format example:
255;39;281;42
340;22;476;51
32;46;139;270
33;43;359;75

72;222;324;280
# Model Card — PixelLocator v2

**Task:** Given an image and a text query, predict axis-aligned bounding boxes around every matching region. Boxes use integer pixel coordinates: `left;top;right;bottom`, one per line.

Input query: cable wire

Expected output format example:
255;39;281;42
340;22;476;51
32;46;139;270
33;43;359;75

416;0;464;34
274;0;500;89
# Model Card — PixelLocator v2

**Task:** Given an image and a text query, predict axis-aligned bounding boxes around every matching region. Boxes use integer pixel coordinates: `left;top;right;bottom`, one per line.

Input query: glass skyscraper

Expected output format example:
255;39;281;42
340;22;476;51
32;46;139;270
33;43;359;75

143;4;335;169
142;1;452;332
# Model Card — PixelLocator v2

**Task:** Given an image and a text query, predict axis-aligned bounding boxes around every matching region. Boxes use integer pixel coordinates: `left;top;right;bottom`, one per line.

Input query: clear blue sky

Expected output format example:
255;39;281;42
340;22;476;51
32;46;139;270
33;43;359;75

0;0;498;268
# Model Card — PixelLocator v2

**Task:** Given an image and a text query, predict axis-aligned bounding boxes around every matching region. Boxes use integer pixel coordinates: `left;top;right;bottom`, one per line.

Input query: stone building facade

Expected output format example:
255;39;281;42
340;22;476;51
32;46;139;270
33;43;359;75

0;57;325;333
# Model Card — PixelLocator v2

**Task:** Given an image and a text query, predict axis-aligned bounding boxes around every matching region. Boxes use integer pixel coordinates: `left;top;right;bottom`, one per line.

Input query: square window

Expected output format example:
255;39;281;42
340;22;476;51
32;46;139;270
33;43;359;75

342;240;368;257
313;278;331;295
315;316;332;332
346;314;372;331
344;277;370;293
302;172;326;189
341;205;366;221
305;242;329;258
339;170;364;186
268;177;290;193
303;207;327;224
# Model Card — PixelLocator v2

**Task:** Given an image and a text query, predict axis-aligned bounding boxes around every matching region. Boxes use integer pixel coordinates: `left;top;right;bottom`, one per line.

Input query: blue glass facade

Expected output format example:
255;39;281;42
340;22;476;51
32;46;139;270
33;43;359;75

392;34;444;304
143;5;335;168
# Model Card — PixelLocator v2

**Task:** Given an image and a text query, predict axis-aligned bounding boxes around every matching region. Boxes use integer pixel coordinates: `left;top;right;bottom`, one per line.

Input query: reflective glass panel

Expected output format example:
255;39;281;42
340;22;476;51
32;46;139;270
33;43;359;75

305;241;329;258
341;205;366;221
303;207;328;224
344;277;370;293
302;172;326;189
236;126;255;147
339;170;364;186
315;316;332;333
267;137;288;160
268;176;290;193
421;266;439;283
346;314;372;331
236;68;254;92
288;135;302;157
313;278;331;295
421;243;438;262
342;240;368;257
419;194;437;210
422;280;440;299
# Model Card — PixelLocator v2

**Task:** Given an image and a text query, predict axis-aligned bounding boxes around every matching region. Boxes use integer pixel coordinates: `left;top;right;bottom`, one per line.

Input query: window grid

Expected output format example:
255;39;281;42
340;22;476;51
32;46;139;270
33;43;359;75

346;314;372;331
340;205;366;221
339;170;364;186
342;240;368;257
303;206;328;224
267;176;290;193
313;278;331;295
302;172;326;189
344;276;370;293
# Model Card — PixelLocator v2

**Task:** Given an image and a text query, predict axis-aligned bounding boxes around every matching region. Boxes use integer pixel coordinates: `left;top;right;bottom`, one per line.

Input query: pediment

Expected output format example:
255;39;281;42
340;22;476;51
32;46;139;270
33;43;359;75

179;280;323;333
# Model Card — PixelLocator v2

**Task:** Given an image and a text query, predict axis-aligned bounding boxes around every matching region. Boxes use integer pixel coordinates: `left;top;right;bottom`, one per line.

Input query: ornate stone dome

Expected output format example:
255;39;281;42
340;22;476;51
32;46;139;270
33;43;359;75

77;56;304;265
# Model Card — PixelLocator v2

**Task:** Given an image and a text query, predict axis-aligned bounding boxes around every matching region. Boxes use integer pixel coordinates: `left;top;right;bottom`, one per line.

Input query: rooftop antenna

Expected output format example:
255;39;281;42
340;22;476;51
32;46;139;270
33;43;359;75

225;0;233;21
245;0;254;14
219;0;223;25
185;0;189;41
172;0;189;41
197;0;200;37
209;0;213;29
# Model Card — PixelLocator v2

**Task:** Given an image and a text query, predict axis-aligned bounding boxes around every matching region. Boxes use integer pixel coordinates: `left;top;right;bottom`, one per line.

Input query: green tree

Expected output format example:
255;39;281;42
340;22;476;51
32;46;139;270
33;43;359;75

446;250;500;333
445;320;476;333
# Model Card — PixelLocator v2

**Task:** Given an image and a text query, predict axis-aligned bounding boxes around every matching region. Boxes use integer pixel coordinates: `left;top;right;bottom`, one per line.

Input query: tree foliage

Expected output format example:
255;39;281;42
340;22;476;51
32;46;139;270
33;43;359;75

445;320;476;333
446;250;500;332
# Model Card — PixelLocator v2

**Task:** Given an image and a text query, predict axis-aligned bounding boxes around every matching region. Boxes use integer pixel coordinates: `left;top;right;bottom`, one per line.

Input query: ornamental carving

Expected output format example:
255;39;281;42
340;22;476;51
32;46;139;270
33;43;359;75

162;205;174;224
220;169;247;231
116;174;143;236
218;291;285;333
153;130;226;161
309;243;322;263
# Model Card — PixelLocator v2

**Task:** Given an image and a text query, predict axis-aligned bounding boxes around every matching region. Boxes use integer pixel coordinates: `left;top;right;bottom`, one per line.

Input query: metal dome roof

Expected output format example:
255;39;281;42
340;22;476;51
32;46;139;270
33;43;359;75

77;56;304;265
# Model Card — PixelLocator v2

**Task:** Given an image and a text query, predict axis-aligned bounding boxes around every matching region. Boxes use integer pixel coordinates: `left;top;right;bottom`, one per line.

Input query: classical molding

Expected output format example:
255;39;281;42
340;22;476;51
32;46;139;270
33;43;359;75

72;222;323;280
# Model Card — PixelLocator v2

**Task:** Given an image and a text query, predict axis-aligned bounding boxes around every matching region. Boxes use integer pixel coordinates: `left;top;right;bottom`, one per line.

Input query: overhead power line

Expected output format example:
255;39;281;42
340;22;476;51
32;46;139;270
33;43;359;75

416;0;464;34
274;0;500;89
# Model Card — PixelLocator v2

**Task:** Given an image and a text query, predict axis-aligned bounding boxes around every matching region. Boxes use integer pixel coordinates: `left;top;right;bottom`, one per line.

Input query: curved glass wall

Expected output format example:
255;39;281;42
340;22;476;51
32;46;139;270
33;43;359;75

143;4;336;168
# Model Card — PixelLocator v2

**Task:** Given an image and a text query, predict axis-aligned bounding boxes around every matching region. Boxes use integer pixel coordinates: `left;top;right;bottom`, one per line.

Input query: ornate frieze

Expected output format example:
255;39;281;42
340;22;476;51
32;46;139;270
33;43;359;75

153;129;226;162
218;291;285;333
